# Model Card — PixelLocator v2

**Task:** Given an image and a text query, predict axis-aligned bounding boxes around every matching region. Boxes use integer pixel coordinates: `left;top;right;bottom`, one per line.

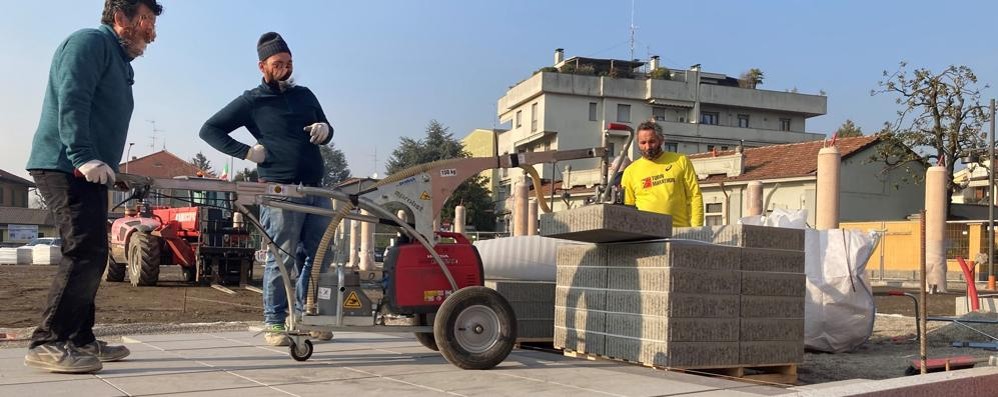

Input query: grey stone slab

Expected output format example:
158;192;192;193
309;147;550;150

541;204;672;243
507;301;555;319
158;387;292;397
278;376;452;396
107;369;262;395
740;318;805;342
605;290;739;318
608;241;740;270
229;362;372;386
741;272;807;297
740;341;805;365
92;348;222;378
485;280;555;302
554;307;605;334
741;296;805;318
604;313;739;342
554;327;605;356
0;379;122;397
556;244;608;267
607;267;740;294
556;266;608;289
516;319;554;339
555;286;606;311
0;357;97;385
392;369;611;397
741;247;805;273
494;364;730;397
672;225;805;251
603;336;740;368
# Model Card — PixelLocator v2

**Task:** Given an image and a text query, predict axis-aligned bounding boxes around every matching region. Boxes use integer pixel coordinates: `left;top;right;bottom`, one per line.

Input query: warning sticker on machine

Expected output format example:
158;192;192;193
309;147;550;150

318;287;332;300
423;290;453;303
343;291;363;309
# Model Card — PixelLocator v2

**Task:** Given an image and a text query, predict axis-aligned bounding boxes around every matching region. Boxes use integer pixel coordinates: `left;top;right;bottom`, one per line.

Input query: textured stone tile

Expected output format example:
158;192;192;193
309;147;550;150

740;318;805;341
485;280;556;302
554;307;605;333
607;267;740;294
741;296;805;318
740;341;805;365
741;272;807;297
741;248;805;273
605;291;739;318
541;204;672;243
555;286;606;311
607;241;740;270
556;245;608;267
672;225;805;251
602;337;740;368
604;313;739;342
554;328;605;356
556;266;608;289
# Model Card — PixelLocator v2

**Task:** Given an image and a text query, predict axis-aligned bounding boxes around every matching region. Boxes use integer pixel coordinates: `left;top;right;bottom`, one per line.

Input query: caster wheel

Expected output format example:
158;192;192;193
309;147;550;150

289;339;313;362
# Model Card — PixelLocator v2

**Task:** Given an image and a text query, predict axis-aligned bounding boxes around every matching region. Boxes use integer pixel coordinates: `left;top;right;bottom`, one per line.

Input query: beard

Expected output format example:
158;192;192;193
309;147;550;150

118;25;151;59
640;145;662;160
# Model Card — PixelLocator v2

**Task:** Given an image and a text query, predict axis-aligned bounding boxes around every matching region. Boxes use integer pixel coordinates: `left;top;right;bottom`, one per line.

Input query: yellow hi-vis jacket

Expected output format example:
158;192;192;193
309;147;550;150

621;152;704;227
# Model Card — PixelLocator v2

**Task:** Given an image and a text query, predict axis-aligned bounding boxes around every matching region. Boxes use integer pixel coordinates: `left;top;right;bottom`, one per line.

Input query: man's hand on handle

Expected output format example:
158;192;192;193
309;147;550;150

77;160;115;184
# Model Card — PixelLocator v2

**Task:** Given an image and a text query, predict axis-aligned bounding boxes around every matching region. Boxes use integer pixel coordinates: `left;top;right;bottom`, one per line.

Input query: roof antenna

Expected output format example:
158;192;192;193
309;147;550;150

628;0;637;62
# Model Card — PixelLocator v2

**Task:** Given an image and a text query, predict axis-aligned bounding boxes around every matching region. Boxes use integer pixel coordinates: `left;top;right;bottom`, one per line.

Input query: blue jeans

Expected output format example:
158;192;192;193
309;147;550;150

260;195;333;325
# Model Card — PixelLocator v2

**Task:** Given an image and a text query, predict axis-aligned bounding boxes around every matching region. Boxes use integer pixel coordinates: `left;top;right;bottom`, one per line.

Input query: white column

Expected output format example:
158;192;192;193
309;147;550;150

527;200;538;236
746;181;763;217
455;205;467;235
925;166;948;293
816;146;841;230
348;219;359;267
359;209;375;271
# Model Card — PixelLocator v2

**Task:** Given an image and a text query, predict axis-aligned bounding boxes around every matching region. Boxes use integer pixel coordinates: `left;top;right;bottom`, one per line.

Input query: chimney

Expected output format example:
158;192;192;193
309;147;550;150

649;55;660;71
554;48;564;65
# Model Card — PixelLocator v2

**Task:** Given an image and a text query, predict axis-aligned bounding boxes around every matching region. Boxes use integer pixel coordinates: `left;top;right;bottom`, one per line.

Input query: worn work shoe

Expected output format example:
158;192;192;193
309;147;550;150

24;342;102;374
309;331;333;341
264;324;290;346
76;340;130;362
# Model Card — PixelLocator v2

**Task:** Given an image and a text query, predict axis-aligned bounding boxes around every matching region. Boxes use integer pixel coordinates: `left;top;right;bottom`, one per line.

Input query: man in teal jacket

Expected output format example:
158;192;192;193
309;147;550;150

24;0;162;374
200;32;334;346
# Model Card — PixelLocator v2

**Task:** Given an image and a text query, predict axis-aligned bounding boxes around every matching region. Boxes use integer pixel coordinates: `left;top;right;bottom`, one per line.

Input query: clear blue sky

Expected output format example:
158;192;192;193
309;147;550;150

2;0;995;180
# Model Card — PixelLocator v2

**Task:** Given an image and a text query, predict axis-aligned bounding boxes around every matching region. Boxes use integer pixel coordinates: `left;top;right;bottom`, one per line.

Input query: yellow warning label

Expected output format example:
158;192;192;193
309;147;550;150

419;191;431;200
343;291;363;309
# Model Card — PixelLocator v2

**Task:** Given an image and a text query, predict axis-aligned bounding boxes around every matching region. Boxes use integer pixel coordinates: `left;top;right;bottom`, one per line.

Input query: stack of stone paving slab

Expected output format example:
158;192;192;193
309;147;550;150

485;280;555;342
544;205;805;369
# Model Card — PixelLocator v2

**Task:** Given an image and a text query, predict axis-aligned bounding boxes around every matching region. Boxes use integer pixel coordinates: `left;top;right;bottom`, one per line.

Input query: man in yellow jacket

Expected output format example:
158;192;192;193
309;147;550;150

621;120;704;227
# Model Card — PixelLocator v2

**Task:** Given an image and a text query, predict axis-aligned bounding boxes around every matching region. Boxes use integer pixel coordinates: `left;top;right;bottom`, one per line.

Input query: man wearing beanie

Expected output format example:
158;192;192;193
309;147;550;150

199;32;334;346
24;0;163;373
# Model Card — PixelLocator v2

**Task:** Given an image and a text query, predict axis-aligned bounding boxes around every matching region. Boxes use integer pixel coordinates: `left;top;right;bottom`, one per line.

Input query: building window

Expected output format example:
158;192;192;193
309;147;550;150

707;144;715;152
589;102;598;121
700;111;719;125
705;202;724;226
721;146;729;151
531;103;538;132
737;114;750;128
652;106;666;121
617;104;631;123
780;118;791;131
515;111;522;128
664;142;678;152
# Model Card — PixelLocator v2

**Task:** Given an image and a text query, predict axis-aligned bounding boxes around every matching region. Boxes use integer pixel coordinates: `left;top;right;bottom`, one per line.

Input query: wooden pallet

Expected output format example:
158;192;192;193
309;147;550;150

562;349;797;385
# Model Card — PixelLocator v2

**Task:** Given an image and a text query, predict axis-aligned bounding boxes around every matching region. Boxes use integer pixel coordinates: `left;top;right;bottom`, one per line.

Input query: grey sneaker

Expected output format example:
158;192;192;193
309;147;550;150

75;340;130;362
24;342;102;373
309;330;333;341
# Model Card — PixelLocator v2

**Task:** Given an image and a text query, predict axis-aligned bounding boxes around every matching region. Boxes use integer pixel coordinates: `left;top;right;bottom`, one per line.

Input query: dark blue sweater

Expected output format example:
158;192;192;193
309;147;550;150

199;81;332;185
27;25;134;173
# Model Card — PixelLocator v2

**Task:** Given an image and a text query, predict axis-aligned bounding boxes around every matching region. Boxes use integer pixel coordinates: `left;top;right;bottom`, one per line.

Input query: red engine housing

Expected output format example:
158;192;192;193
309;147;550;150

384;232;484;314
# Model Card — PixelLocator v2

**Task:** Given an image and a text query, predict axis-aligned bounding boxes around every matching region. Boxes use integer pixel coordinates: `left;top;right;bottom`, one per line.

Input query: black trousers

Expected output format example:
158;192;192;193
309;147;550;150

28;170;108;348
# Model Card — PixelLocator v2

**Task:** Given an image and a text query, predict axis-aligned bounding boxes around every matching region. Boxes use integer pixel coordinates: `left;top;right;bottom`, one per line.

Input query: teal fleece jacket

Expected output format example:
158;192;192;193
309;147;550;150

26;24;134;173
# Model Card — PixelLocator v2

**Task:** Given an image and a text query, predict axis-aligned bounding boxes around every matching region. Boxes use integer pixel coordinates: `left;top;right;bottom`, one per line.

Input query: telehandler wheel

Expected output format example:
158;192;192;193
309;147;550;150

128;233;161;287
105;253;126;282
289;339;313;362
433;286;517;370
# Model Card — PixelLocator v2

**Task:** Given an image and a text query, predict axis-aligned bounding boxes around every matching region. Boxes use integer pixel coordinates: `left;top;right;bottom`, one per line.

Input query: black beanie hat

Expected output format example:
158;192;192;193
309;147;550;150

257;32;291;61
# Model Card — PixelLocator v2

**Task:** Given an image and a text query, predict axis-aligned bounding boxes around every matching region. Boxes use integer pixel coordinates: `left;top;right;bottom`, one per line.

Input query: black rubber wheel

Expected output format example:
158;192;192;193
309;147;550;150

289;339;313;362
128;233;161;287
433;286;517;370
105;254;126;282
415;313;439;351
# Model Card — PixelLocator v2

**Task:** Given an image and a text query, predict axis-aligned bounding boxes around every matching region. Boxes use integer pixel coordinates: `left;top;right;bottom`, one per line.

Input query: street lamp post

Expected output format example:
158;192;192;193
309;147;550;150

125;142;135;174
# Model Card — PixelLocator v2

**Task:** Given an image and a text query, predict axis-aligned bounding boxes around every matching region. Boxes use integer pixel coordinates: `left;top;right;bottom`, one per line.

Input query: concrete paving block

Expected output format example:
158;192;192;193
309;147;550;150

740;341;805;365
555;286;606;311
604;313;739;342
556;266;608;289
613;339;741;368
485;280;556;302
554;327;606;355
516;319;554;339
607;267;740;294
741;272;807;297
741;296;805;318
607;241;740;270
554;306;606;334
507;301;555;319
672;225;805;251
740;318;805;341
605;290;739;318
540;204;672;243
557;244;608;267
741;248;805;273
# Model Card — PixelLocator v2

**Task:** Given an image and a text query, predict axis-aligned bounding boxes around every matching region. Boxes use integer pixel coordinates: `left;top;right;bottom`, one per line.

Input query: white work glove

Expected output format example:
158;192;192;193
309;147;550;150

245;144;267;163
78;160;115;184
304;122;331;144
